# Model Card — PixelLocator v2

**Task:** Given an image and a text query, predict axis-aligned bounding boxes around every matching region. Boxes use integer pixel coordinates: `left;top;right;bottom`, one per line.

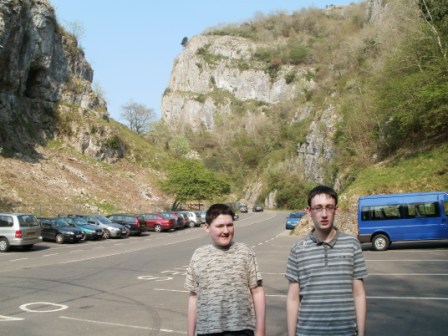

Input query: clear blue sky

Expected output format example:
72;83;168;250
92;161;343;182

50;0;359;123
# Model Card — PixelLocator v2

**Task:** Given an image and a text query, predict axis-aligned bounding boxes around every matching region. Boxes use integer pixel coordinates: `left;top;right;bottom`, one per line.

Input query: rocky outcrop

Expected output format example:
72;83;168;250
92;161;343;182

162;34;315;131
0;0;119;160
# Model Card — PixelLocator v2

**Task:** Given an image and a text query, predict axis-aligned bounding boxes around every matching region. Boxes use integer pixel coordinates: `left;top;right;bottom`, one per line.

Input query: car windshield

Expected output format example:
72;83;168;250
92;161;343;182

289;213;305;218
54;219;70;227
96;215;114;224
73;218;89;225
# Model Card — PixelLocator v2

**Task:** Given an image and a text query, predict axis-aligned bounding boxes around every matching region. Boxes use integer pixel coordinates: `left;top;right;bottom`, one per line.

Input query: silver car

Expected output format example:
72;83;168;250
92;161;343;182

0;213;42;252
72;214;129;239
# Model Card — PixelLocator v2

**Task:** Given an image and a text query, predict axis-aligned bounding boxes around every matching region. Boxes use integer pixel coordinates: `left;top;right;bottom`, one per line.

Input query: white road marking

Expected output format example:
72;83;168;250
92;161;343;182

0;315;24;322
59;316;187;334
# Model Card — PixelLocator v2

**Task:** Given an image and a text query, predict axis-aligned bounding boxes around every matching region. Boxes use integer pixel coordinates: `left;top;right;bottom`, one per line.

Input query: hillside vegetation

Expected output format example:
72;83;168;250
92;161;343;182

1;0;447;216
156;0;448;209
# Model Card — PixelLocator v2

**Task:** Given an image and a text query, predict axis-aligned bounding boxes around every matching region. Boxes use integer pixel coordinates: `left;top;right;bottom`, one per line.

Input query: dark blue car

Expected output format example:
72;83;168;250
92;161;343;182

285;211;306;230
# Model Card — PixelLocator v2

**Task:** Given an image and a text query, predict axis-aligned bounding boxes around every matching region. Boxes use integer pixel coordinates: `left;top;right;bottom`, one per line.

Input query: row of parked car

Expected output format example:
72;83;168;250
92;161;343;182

0;210;207;252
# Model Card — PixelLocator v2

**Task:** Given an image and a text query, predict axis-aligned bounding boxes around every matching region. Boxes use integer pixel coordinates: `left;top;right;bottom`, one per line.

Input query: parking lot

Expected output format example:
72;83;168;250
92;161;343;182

0;212;447;335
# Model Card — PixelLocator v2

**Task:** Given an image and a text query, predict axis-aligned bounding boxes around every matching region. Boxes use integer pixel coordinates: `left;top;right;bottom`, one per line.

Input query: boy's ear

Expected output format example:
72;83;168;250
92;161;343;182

203;224;210;233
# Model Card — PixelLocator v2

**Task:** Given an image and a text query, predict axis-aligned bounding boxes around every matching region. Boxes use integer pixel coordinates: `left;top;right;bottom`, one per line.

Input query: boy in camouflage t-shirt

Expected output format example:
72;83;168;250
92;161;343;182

185;204;266;336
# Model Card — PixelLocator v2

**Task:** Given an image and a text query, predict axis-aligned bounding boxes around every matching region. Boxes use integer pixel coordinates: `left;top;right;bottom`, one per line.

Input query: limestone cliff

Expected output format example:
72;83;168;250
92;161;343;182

0;0;119;160
162;34;314;131
0;0;167;214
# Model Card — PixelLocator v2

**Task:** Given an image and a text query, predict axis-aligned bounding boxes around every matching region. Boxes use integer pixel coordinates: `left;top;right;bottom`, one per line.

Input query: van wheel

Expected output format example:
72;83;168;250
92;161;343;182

22;244;34;251
0;238;10;252
372;234;390;251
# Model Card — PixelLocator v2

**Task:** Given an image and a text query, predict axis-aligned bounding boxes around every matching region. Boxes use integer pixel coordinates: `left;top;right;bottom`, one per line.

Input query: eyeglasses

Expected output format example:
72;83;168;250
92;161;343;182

310;205;336;213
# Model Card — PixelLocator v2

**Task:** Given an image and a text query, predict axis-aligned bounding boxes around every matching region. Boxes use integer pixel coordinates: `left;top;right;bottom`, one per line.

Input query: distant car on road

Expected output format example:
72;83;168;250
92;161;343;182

252;204;264;212
285;211;306;230
239;205;248;213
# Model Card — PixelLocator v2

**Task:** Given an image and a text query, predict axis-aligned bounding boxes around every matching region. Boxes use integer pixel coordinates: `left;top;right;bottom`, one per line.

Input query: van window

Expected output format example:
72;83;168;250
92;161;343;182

361;202;440;221
0;215;14;227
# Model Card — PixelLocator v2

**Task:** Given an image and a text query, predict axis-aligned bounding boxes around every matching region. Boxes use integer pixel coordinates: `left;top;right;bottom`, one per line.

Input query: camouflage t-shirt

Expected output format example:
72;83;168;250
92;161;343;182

184;242;262;334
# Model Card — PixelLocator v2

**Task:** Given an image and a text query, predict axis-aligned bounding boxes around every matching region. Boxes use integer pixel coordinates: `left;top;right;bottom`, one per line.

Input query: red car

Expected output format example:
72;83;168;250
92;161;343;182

137;213;176;232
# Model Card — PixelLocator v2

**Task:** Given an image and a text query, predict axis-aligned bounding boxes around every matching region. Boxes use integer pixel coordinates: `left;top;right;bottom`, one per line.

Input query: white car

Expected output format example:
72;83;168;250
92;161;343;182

180;211;199;228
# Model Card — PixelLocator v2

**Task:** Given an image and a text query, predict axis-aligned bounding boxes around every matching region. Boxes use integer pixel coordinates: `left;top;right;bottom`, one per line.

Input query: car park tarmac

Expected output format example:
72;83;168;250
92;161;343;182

0;211;447;335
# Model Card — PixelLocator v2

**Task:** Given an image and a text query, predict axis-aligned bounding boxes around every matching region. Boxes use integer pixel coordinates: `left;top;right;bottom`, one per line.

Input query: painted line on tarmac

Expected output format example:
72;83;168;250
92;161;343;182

155;288;188;293
8;258;28;262
59;316;186;334
367;296;448;300
255;294;448;301
58;235;202;264
367;259;448;262
369;273;448;276
0;315;24;321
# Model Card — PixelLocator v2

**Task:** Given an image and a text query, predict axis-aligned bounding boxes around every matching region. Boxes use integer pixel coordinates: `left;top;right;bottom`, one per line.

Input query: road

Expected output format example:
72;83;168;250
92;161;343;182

0;210;447;335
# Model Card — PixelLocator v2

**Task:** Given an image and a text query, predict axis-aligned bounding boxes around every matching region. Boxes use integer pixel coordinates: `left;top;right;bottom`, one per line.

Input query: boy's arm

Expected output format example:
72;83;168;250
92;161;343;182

251;285;266;336
352;279;366;336
187;292;197;336
286;281;300;336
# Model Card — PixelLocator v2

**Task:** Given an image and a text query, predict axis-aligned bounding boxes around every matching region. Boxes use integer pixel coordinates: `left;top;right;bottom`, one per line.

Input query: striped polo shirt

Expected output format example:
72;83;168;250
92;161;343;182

285;230;368;336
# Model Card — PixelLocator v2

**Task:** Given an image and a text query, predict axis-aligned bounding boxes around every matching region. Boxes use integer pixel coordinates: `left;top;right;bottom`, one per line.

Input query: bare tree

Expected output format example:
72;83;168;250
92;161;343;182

121;102;155;134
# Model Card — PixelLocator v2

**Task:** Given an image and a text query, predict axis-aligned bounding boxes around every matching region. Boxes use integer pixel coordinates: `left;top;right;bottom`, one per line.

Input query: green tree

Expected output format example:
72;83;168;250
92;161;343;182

160;159;231;209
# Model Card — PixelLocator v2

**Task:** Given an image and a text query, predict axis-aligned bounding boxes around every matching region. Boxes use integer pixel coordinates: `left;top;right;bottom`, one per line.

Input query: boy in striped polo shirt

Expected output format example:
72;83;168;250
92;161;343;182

286;185;368;336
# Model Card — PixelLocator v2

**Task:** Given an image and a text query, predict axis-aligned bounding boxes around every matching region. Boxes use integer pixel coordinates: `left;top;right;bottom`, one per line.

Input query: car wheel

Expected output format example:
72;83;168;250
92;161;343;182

103;230;111;239
0;238;10;252
56;234;65;244
189;221;195;228
154;224;162;233
372;234;390;251
81;234;87;241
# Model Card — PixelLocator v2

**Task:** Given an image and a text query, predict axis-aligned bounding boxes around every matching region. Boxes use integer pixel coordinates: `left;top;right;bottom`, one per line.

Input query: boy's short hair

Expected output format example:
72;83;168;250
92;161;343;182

307;185;338;206
206;203;235;225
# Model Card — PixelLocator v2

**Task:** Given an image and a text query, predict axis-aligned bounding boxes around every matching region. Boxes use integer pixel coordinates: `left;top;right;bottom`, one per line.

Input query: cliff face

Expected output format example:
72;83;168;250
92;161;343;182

0;0;110;159
0;0;168;214
161;1;384;206
161;28;334;199
162;35;313;131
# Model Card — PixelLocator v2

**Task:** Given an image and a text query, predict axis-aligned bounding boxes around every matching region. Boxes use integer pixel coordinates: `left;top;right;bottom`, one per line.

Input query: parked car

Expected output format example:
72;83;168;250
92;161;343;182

61;216;103;240
106;213;148;236
39;217;84;243
179;211;199;228
239;205;248;213
137;213;176;232
285;211;306;230
70;214;129;239
159;211;185;229
0;213;42;252
252;204;264;212
195;210;206;224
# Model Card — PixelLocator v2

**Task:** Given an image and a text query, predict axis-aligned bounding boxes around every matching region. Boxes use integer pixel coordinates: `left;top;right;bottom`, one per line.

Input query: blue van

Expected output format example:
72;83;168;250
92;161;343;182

357;192;448;251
